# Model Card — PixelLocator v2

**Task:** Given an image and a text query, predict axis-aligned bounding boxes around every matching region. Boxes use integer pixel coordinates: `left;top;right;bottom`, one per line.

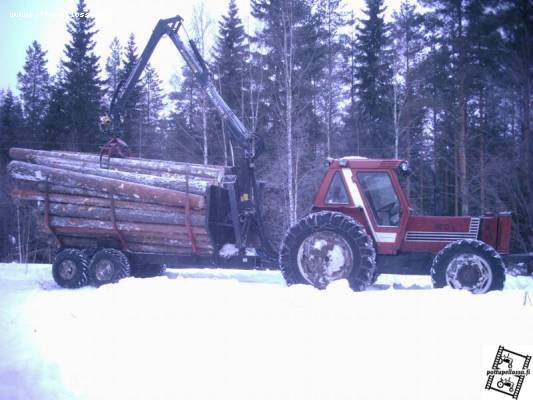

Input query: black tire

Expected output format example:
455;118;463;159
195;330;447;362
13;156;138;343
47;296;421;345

52;248;90;289
430;239;505;293
369;270;380;285
88;248;130;287
279;211;376;291
131;264;167;278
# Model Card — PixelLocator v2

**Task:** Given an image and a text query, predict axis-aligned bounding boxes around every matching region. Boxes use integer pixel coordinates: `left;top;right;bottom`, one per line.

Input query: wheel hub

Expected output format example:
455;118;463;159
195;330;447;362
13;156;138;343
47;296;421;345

94;259;114;282
297;231;353;288
58;260;77;280
446;254;493;293
456;264;481;287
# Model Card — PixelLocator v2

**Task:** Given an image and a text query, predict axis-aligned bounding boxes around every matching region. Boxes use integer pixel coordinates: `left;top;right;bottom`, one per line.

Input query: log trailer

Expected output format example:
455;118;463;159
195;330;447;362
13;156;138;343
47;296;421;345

7;15;532;293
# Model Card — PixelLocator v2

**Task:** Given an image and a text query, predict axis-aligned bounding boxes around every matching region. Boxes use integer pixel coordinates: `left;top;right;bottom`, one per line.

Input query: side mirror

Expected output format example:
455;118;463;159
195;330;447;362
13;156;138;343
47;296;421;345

397;161;412;177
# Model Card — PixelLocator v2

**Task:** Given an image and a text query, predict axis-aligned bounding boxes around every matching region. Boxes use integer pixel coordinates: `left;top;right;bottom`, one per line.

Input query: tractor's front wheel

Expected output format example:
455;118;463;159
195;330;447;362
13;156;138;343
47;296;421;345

279;211;376;291
430;239;505;294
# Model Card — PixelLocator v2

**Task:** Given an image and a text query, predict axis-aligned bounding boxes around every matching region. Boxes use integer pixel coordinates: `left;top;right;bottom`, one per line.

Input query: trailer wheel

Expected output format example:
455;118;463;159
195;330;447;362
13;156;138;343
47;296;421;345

52;248;90;289
279;211;376;291
131;264;167;278
88;248;131;287
430;239;505;294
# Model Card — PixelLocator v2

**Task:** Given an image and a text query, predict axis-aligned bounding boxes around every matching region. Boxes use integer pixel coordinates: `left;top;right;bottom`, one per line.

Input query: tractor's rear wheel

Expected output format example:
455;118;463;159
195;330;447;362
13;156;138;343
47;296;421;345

52;248;90;289
279;211;376;291
430;239;505;293
88;248;131;287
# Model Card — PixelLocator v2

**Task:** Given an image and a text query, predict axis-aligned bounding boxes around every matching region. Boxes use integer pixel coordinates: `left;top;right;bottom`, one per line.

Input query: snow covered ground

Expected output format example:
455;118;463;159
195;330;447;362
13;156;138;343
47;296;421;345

0;263;532;400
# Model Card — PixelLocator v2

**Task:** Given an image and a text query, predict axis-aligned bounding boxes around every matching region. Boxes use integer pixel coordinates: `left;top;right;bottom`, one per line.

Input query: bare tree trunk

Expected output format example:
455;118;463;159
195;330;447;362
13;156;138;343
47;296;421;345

393;77;399;159
454;139;459;216
523;55;532;228
192;3;213;166
16;205;23;263
281;2;296;226
325;0;333;157
349;11;359;156
202;92;208;165
480;89;486;212
216;64;229;166
456;0;468;216
432;108;438;213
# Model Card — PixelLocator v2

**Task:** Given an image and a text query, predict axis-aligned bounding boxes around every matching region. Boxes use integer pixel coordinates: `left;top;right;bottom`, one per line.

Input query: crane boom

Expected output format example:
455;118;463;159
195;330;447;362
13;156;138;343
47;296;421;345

109;16;254;159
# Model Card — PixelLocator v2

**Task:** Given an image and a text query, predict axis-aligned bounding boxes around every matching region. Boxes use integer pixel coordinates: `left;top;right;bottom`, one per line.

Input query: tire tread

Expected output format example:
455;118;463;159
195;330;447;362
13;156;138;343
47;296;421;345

279;211;376;291
430;239;505;292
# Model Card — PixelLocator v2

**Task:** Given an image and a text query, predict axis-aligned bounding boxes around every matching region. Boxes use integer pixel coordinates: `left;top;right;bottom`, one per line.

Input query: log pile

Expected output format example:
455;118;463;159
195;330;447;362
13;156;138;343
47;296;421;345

8;148;228;256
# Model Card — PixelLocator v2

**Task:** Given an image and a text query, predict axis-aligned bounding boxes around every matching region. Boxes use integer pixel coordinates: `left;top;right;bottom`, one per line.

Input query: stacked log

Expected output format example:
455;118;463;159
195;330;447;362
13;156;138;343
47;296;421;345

8;148;228;256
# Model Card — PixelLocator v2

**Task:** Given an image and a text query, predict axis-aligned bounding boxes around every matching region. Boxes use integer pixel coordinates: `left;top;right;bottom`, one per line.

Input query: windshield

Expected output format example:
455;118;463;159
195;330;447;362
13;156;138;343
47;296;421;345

325;172;350;205
357;172;401;226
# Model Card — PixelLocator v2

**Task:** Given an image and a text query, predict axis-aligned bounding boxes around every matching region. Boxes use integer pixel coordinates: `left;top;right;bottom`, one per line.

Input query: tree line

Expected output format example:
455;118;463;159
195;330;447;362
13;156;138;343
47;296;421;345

0;0;531;260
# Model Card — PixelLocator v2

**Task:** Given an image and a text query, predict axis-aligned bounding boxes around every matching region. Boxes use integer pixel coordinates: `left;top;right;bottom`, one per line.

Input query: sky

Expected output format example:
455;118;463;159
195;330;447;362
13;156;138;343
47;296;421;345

0;0;403;95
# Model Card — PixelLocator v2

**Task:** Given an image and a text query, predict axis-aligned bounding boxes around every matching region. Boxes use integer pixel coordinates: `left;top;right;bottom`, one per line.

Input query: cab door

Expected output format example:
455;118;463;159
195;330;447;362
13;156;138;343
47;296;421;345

341;169;408;254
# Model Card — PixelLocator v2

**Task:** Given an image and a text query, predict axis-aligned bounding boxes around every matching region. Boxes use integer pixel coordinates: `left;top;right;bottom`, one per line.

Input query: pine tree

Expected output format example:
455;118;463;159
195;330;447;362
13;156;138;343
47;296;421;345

105;37;122;109
192;3;215;165
213;0;246;114
167;66;211;164
252;0;326;228
44;68;69;150
17;41;50;146
341;11;361;155
390;1;426;206
213;0;247;165
354;0;394;158
0;90;24;154
120;33;142;147
493;0;533;247
316;0;346;157
61;0;103;151
0;90;24;260
138;64;165;158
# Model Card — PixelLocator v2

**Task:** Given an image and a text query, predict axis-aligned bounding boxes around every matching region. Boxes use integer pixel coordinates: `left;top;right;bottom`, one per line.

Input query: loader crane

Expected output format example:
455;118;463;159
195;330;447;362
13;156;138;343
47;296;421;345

104;15;275;262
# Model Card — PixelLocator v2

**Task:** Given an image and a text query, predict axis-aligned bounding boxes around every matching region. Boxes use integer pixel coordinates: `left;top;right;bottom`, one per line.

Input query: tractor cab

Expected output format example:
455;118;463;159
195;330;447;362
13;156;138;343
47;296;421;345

313;157;411;255
313;156;512;258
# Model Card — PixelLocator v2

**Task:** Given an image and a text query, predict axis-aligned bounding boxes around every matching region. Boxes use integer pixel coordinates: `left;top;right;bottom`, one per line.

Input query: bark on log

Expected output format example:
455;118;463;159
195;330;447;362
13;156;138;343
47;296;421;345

12;179;133;202
43;216;209;236
10;152;224;183
8;161;205;209
9;147;227;180
36;202;207;226
58;237;213;256
10;188;207;215
12;154;216;194
35;224;213;248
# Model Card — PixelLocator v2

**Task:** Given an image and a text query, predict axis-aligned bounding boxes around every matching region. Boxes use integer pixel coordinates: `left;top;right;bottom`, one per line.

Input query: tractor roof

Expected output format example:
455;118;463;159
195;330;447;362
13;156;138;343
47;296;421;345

327;157;405;170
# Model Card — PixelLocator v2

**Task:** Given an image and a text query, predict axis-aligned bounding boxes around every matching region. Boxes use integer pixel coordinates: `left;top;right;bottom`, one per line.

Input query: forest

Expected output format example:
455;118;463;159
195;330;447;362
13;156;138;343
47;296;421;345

0;0;531;261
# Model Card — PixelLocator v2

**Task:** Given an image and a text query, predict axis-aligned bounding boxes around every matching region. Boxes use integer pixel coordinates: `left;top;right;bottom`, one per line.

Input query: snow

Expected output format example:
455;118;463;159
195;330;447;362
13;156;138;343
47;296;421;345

1;262;532;400
340;156;369;160
219;243;258;258
219;243;239;258
326;244;345;273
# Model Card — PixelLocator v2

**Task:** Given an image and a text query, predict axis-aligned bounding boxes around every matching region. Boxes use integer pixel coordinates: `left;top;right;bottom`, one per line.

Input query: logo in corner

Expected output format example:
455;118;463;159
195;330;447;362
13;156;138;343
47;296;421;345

486;346;531;399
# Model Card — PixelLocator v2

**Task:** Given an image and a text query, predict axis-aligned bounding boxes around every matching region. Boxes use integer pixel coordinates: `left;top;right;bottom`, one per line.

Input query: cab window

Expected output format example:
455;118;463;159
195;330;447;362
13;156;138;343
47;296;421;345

357;172;400;226
325;172;349;205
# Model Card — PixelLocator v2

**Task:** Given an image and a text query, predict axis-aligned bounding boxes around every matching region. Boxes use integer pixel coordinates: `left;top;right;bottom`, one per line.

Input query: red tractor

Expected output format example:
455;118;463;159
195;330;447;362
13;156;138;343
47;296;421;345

279;157;532;294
